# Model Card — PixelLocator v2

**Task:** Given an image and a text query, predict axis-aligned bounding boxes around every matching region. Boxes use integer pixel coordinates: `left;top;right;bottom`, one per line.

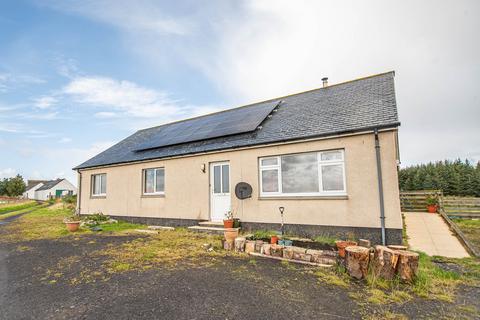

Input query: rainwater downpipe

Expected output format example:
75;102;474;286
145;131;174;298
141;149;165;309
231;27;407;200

374;129;386;246
77;170;82;215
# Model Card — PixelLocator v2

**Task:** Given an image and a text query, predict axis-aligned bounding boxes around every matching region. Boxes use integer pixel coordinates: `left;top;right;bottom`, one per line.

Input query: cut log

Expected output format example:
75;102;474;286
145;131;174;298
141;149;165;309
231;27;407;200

255;240;264;253
223;240;234;251
283;247;294;259
305;249;338;264
261;243;271;255
293;252;312;262
245;240;255;253
372;245;399;280
234;237;246;252
387;245;408;251
395;250;419;282
358;239;371;248
345;246;370;279
270;244;284;257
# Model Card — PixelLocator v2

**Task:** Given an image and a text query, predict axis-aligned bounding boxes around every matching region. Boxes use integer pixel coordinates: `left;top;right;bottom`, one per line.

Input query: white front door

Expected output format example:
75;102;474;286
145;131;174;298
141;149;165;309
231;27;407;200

210;162;231;221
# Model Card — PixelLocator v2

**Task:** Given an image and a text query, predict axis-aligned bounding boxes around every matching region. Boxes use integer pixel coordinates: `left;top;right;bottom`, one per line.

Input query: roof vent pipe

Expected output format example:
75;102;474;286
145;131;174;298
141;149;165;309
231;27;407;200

322;77;328;88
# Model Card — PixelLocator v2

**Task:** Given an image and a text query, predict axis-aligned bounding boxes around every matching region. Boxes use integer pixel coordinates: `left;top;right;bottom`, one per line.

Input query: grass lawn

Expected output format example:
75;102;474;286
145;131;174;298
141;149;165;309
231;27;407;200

1;208;480;318
0;200;38;214
452;218;480;254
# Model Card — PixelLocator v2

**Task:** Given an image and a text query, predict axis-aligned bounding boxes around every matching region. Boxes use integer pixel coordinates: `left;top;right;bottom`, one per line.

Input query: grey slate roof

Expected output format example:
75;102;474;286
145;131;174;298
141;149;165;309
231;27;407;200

26;180;48;191
36;179;64;191
74;71;399;170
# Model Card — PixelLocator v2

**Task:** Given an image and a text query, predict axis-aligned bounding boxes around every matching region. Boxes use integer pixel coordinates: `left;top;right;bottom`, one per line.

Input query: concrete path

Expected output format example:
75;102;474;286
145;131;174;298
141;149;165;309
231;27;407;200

404;212;470;258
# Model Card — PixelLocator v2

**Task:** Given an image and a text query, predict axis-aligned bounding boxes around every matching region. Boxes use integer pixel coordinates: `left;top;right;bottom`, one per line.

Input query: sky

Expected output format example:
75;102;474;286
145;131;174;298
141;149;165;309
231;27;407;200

0;0;479;186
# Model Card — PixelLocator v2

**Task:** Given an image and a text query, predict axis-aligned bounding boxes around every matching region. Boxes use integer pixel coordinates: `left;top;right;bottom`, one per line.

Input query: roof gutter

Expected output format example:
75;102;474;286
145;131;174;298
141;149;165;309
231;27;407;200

374;128;387;245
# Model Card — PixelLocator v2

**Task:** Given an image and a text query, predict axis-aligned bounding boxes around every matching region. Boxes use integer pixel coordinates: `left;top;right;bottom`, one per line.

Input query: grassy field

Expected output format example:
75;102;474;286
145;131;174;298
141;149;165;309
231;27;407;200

0;206;146;242
1;207;479;318
0;201;38;214
453;218;480;254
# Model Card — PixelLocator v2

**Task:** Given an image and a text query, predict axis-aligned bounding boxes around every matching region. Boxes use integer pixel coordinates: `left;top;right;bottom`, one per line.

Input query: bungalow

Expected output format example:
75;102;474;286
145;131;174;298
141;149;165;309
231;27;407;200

23;180;48;199
24;179;77;201
74;72;403;244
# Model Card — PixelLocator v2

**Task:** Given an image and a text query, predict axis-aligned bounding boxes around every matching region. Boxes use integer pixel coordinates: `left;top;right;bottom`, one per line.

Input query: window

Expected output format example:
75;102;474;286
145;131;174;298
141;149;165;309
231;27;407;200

143;168;165;195
213;163;229;194
92;174;106;196
259;149;346;197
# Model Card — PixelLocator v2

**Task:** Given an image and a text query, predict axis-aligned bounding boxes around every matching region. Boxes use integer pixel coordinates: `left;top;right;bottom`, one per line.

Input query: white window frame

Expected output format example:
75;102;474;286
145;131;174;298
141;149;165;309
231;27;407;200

143;167;165;195
259;149;346;197
91;173;107;197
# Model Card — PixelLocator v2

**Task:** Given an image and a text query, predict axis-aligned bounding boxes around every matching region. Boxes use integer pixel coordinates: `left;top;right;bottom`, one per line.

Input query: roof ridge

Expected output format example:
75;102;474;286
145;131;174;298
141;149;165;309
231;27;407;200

138;71;395;133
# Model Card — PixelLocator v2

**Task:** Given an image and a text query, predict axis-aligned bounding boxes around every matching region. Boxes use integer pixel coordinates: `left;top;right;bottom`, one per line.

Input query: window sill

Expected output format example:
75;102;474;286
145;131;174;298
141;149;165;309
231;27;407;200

141;194;165;198
90;195;106;199
258;195;348;200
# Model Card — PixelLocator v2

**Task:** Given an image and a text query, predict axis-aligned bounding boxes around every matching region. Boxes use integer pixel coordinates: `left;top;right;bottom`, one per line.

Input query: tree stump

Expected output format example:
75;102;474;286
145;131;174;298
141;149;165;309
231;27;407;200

372;245;399;280
255;240;264;253
283;247;294;259
245;240;255;253
345;246;370;279
387;245;408;251
261;243;271;255
223;240;234;251
396;250;419;282
358;239;371;248
234;237;246;252
270;244;284;257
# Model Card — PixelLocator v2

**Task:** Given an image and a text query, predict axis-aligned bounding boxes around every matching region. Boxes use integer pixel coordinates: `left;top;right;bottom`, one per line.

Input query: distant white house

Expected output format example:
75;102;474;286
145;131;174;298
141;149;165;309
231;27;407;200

23;180;48;199
23;179;77;201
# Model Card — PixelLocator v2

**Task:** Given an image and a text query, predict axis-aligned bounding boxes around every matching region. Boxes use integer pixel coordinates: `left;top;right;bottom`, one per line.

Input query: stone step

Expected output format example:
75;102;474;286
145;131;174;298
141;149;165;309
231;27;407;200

198;221;224;227
187;225;240;234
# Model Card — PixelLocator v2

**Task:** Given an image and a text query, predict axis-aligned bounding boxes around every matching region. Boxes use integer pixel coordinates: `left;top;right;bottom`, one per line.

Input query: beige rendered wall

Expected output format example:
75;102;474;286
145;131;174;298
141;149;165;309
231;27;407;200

78;130;402;229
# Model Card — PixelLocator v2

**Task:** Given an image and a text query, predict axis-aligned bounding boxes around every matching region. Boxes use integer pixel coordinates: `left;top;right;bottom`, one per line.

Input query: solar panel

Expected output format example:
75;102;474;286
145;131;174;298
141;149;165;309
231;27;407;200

134;101;279;151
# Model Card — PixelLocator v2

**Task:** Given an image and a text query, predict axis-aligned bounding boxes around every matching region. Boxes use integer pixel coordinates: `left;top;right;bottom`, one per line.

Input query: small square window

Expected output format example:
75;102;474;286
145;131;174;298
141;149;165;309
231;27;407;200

92;174;106;196
144;168;165;194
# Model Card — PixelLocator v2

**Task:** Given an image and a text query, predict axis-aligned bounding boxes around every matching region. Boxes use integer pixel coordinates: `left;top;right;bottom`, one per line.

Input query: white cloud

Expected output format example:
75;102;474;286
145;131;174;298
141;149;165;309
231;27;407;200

59;137;72;143
44;1;190;36
0;168;17;179
63;76;182;118
0;72;45;92
19;111;60;120
94;111;119;118
20;1;480;166
34;96;57;109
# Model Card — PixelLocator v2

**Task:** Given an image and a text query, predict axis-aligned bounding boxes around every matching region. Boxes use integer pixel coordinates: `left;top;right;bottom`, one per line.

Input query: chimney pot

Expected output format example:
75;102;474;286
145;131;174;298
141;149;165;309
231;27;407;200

322;77;328;88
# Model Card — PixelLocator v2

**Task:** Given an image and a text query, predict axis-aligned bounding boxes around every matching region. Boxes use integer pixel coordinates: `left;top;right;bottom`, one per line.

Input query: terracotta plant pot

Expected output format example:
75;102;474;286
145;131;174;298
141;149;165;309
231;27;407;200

224;228;239;243
335;240;358;258
427;204;437;213
223;219;234;228
65;221;81;232
270;235;279;244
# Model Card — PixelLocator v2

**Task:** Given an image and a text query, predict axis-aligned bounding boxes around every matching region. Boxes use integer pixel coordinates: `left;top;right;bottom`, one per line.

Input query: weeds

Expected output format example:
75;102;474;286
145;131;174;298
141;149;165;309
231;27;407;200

313;235;337;246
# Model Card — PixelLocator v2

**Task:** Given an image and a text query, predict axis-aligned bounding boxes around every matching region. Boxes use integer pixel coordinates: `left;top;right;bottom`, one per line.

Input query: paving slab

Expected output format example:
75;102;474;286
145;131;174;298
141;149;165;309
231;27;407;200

404;212;469;258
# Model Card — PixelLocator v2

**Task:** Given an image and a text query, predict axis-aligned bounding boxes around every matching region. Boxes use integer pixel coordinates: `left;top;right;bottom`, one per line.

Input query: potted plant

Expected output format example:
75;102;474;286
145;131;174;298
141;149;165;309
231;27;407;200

64;211;81;232
233;218;241;228
271;234;279;244
283;237;293;246
426;195;438;213
223;210;234;228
